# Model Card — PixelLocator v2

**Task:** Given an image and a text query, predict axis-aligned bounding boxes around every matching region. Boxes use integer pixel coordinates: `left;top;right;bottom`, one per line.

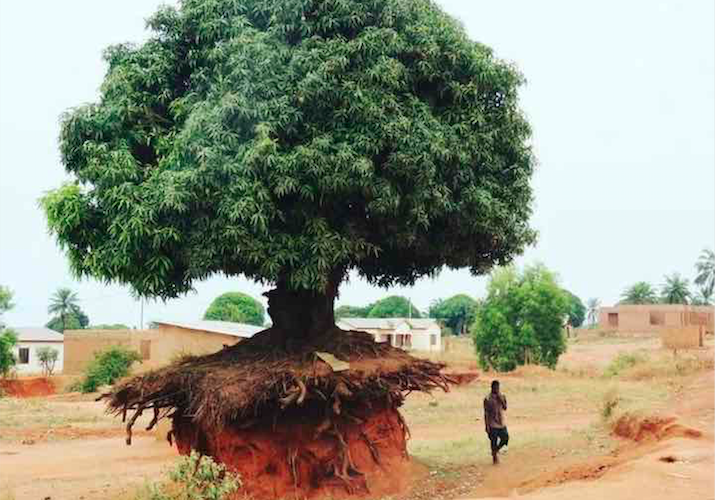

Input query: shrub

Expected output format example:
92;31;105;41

144;451;241;500
600;387;620;420
0;329;18;378
603;352;647;378
36;346;60;376
78;347;142;393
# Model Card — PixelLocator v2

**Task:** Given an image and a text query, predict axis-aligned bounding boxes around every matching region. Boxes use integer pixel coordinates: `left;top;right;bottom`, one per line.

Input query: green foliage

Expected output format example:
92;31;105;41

36;346;60;376
586;298;600;326
692;288;713;306
47;288;86;332
335;304;372;319
0;330;18;378
620;282;658;305
563;291;586;328
144;451;240;500
42;0;536;301
603;352;646;378
77;347;142;393
660;273;691;304
429;294;478;335
600;387;620;420
203;292;265;326
471;264;569;372
368;295;421;318
90;323;131;330
46;308;89;333
695;248;715;296
0;285;13;317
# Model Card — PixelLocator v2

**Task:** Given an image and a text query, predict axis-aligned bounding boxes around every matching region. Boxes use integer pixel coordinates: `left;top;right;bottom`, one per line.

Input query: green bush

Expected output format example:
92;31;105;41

143;451;240;500
77;347;142;393
0;329;18;378
603;352;646;378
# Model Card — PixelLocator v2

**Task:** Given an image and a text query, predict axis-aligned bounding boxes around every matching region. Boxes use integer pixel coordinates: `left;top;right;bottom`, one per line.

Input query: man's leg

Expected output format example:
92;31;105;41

488;429;499;464
497;428;509;452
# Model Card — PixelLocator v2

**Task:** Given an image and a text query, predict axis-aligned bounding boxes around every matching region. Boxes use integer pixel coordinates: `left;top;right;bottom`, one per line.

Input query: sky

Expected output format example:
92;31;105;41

0;0;713;328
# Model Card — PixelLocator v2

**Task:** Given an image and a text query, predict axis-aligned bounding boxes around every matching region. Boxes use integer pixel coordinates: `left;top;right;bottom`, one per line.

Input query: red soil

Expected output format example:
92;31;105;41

0;377;55;397
173;403;423;499
612;414;703;442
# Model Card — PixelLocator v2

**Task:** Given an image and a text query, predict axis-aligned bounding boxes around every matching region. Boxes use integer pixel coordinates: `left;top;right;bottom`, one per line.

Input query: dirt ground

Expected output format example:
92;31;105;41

1;334;713;500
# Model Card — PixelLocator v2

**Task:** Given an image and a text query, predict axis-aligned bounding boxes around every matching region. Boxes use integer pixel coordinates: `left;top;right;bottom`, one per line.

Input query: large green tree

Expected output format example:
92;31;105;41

660;273;691;305
47;288;82;333
695;248;715;297
204;292;265;326
471;265;568;371
335;304;373;320
41;0;535;340
620;282;658;305
428;294;478;335
368;295;421;318
46;308;89;333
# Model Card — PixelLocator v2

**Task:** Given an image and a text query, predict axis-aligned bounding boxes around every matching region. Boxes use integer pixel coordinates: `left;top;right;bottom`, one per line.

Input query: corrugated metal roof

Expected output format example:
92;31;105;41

153;320;264;338
13;327;64;342
337;318;439;331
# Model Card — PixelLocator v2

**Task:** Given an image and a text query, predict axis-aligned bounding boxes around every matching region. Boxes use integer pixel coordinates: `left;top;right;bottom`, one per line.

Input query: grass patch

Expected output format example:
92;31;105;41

0;398;107;440
604;352;648;377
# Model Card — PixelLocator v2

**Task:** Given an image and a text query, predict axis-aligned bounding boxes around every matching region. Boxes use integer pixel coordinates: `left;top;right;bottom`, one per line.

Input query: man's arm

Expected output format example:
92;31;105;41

483;398;491;432
500;394;507;410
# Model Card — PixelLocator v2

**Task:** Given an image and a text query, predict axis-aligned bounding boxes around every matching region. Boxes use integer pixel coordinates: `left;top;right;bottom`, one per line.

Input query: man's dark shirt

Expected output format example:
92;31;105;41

484;392;507;429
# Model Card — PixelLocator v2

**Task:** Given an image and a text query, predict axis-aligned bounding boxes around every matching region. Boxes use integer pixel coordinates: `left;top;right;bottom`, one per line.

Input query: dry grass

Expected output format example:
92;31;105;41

413;336;478;372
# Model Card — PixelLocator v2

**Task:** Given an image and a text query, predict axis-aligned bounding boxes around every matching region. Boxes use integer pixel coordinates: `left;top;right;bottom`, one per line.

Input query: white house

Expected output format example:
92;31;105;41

337;318;442;352
12;327;64;375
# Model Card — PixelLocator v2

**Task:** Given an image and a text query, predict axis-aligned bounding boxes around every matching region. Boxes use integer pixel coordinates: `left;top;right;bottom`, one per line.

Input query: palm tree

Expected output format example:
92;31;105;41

586;298;600;326
620;282;658;305
692;287;713;306
695;248;715;297
660;273;691;304
47;288;80;333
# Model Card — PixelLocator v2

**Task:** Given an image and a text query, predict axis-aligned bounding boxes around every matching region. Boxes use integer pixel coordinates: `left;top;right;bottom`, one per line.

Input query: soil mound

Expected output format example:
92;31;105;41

0;377;55;398
613;414;703;442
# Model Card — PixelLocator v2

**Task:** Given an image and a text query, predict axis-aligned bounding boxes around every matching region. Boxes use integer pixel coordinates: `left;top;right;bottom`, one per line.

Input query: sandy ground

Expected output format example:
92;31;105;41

0;336;712;500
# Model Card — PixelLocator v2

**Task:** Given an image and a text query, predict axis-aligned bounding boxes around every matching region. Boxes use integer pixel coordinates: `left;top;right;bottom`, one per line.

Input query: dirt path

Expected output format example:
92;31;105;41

0;437;177;499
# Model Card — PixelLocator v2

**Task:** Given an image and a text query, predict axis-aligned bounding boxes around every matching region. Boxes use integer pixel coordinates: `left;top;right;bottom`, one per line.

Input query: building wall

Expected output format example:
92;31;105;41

410;328;442;352
13;341;64;375
598;305;715;334
343;324;442;352
63;327;242;375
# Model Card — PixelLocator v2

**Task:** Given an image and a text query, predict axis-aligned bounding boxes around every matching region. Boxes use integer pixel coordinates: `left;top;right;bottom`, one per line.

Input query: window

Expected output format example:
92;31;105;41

608;313;619;327
430;334;437;346
18;347;29;364
649;311;665;326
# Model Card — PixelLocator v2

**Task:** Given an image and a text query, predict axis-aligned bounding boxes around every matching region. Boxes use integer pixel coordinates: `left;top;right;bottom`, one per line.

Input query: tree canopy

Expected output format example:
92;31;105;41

620;282;658;305
41;0;535;330
367;295;421;318
46;308;89;333
428;294;478;335
0;285;13;319
335;304;372;320
471;265;568;371
660;273;691;305
562;290;586;328
0;285;17;377
695;248;715;297
204;292;265;326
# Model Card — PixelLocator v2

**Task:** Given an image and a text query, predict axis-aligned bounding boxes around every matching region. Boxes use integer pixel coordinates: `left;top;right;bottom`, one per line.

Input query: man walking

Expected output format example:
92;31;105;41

484;380;509;464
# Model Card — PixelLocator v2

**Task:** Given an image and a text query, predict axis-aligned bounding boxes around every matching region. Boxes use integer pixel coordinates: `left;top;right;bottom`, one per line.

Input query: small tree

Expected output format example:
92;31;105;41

204;292;265;326
620;282;658;305
0;330;18;379
78;347;142;393
429;294;478;335
563;291;586;328
472;265;569;371
37;346;60;376
586;298;601;326
368;296;421;318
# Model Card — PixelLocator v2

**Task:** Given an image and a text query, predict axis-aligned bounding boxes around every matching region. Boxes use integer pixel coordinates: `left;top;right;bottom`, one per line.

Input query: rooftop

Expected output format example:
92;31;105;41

337;317;439;331
12;327;64;342
153;320;264;338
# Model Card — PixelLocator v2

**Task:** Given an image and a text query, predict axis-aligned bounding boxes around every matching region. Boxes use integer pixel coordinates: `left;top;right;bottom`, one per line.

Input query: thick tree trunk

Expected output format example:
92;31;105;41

264;270;344;339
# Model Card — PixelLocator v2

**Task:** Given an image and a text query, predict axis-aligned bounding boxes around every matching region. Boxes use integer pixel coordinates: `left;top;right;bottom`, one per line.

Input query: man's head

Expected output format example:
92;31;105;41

491;380;500;393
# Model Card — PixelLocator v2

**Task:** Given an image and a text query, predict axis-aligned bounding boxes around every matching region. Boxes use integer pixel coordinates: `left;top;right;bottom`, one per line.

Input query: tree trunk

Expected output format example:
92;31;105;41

265;270;344;339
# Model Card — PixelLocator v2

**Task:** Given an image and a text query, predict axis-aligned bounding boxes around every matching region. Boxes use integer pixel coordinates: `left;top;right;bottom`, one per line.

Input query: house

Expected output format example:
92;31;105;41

337;317;442;352
11;327;64;375
63;320;264;375
598;304;714;334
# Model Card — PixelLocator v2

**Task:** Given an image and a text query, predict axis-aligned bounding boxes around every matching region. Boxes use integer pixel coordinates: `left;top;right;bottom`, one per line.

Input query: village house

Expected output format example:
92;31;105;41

598;304;714;335
11;327;64;375
337;317;442;352
63;320;263;375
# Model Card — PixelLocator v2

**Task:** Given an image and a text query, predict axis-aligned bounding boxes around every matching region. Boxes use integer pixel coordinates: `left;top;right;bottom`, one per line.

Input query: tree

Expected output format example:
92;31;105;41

204;292;265;326
586;298;601;326
620;282;658;305
37;347;60;376
660;273;691;305
47;288;81;333
41;0;536;341
0;286;17;378
90;323;131;330
46;308;89;333
692;288;713;306
562;291;586;328
368;296;421;318
695;248;715;297
429;294;478;335
472;265;569;372
335;304;372;320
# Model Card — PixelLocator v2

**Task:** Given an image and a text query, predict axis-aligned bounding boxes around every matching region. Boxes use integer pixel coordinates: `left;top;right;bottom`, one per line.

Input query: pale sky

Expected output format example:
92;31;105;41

0;0;713;328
